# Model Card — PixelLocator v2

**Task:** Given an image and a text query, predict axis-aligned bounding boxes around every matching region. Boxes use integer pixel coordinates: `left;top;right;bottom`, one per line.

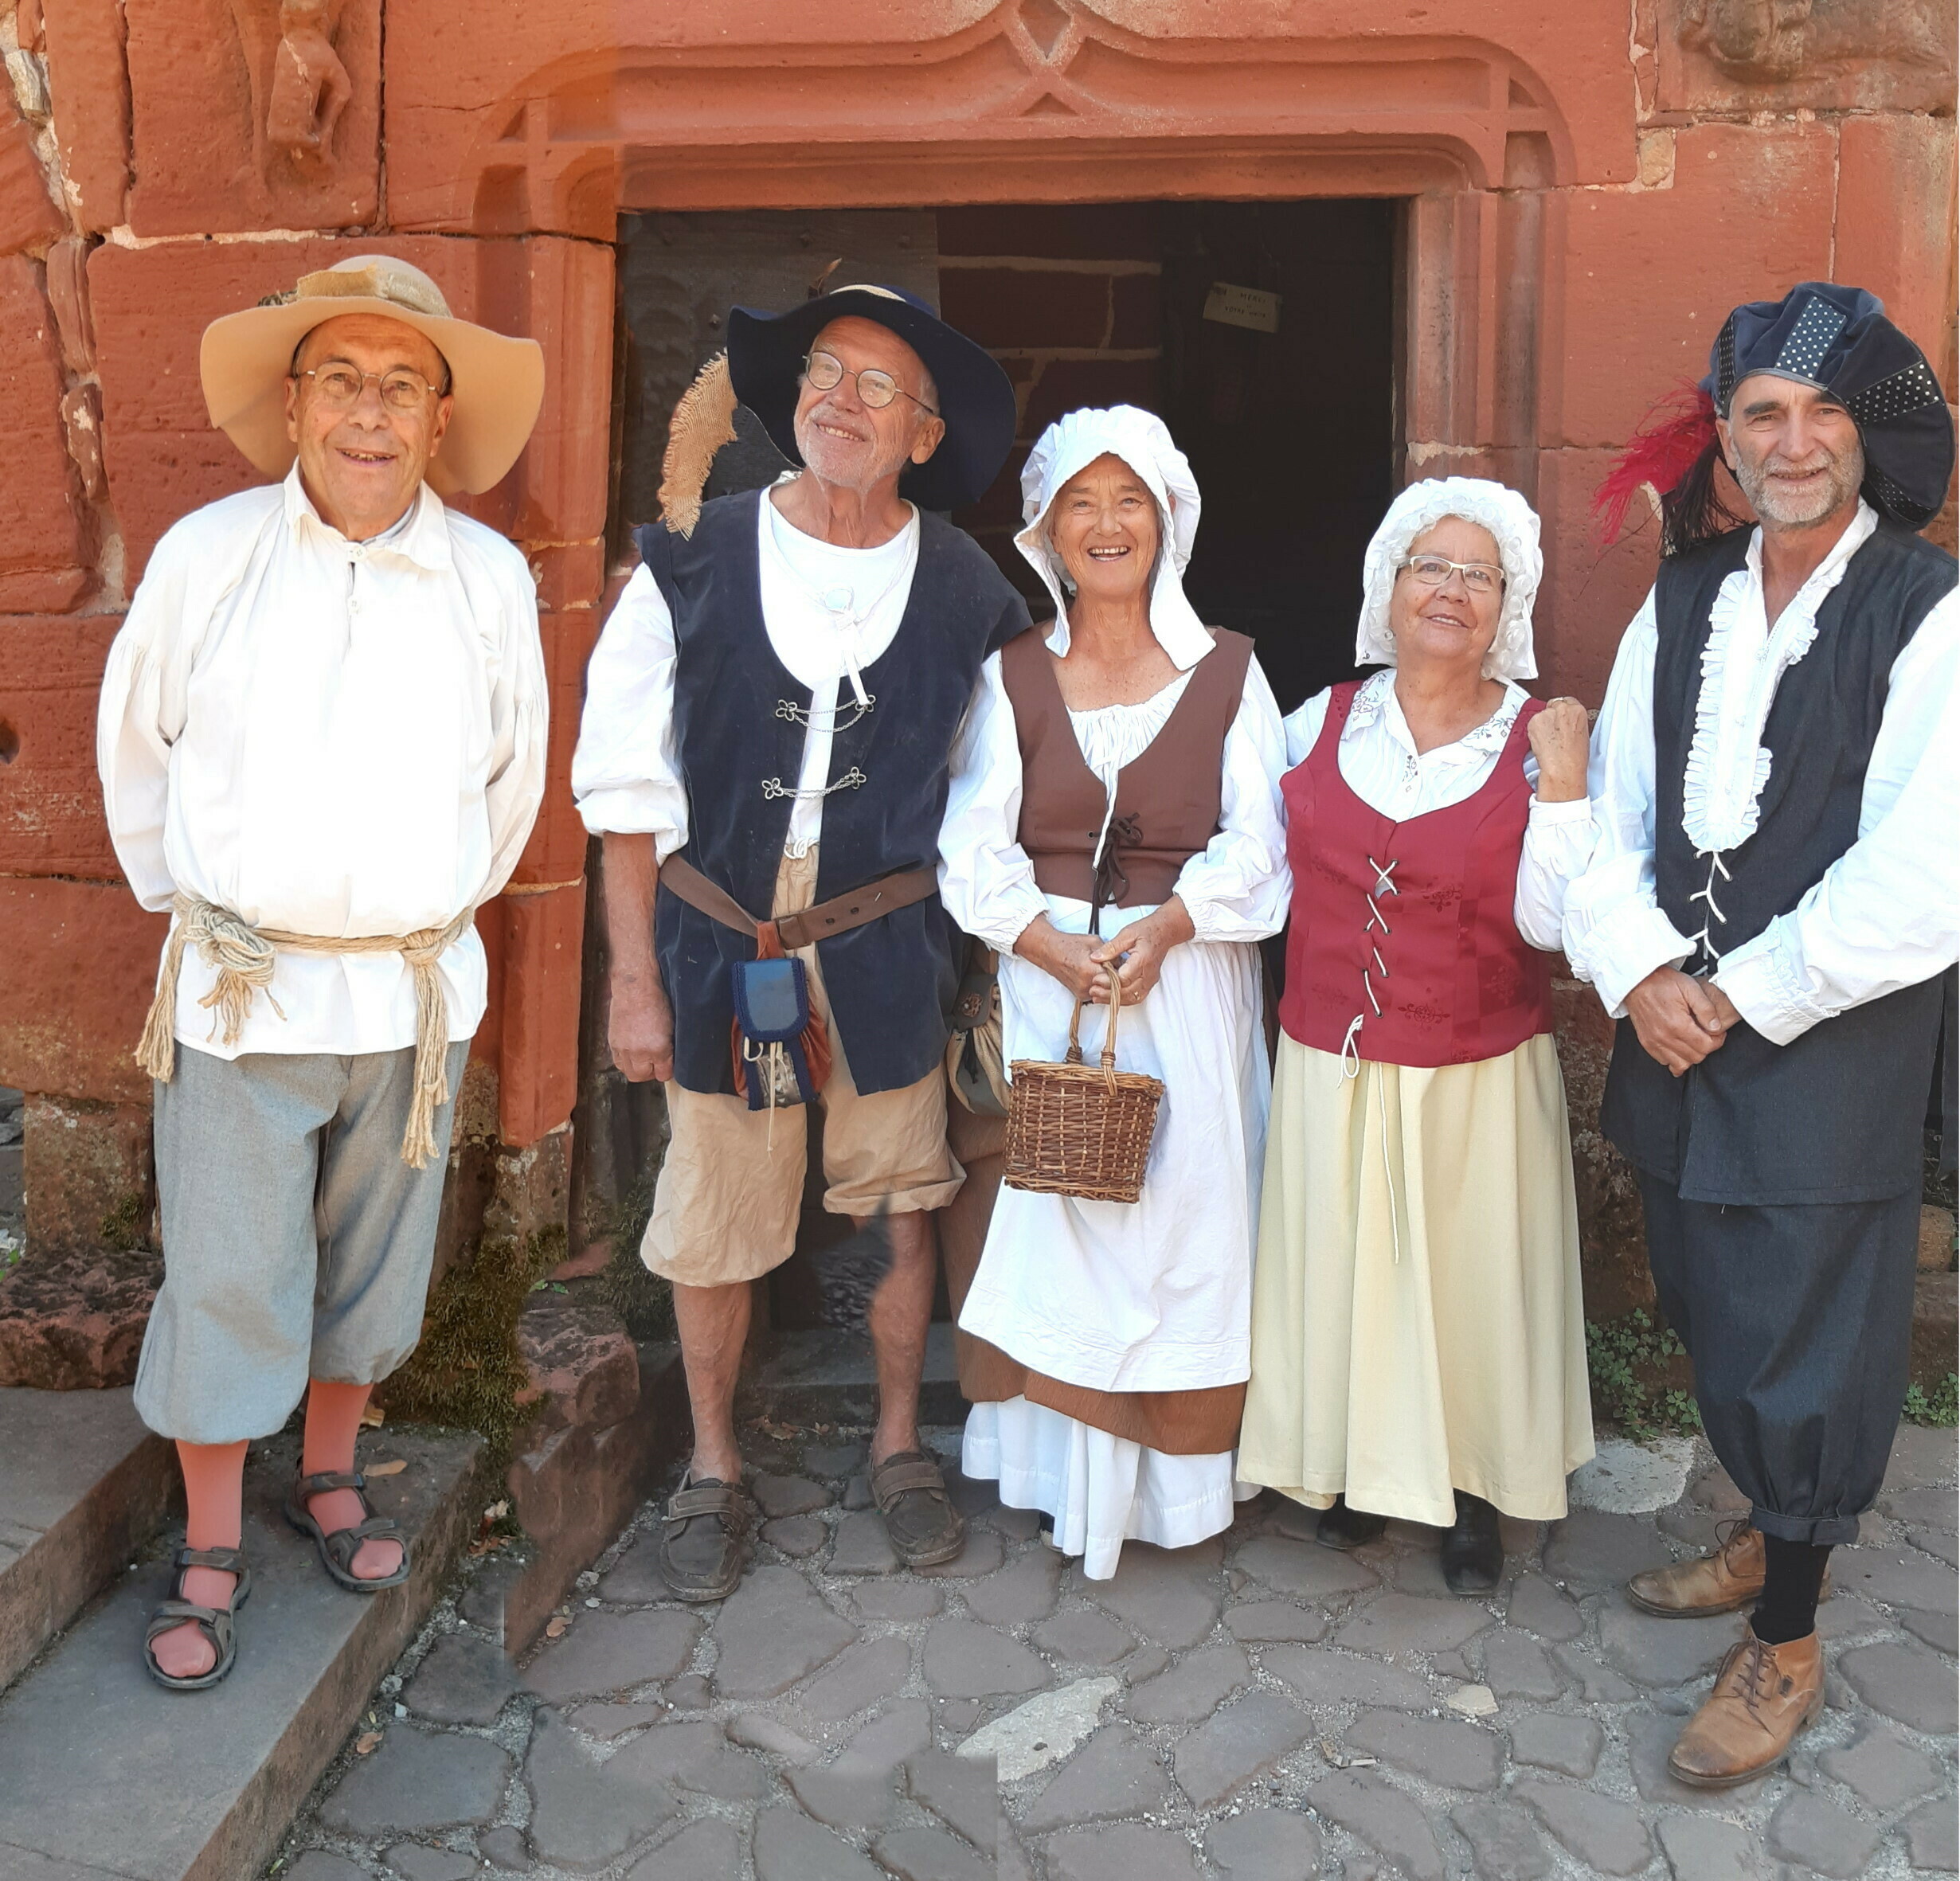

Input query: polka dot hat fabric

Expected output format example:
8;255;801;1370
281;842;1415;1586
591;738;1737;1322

1704;280;1954;530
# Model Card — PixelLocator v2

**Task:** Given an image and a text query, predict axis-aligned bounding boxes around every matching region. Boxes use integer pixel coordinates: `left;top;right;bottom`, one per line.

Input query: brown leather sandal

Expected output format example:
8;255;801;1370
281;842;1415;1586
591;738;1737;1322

284;1468;413;1592
870;1450;965;1567
657;1477;757;1601
143;1544;252;1691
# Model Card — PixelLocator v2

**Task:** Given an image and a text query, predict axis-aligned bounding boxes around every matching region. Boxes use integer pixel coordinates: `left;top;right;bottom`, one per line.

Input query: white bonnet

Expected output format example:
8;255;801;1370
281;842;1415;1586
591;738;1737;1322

1015;405;1214;668
1356;475;1543;682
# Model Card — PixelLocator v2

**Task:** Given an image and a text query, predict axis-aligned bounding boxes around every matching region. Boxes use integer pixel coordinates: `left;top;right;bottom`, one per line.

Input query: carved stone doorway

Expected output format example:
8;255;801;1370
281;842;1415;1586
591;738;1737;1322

608;199;1401;1332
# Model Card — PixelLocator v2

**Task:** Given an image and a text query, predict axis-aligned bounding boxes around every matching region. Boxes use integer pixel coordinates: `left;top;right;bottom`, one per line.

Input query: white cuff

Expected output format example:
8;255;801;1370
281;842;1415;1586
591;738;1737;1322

984;888;1054;959
1712;931;1824;1047
577;786;685;851
1573;904;1699;1018
1528;795;1593;827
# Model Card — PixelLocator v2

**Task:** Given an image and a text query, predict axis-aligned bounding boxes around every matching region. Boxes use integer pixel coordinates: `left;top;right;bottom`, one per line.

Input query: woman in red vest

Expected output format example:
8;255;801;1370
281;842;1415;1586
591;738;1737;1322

1238;477;1597;1592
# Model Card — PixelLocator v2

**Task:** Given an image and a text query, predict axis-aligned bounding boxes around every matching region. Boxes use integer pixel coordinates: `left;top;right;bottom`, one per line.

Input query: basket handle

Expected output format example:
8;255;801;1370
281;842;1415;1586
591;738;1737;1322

1063;964;1124;1090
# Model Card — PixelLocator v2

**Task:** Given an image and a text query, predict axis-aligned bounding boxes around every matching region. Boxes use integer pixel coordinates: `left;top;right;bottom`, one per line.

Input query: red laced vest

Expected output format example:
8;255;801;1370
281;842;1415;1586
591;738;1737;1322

1277;680;1554;1068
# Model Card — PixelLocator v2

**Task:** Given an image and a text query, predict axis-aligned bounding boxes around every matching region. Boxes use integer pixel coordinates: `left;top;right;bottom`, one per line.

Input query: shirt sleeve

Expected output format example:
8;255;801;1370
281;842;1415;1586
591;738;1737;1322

571;564;690;857
96;518;199;913
1172;657;1293;943
1514;792;1597;952
477;555;550;903
1559;590;1697;1013
937;651;1050;952
1282;688;1331;768
1713;589;1960;1045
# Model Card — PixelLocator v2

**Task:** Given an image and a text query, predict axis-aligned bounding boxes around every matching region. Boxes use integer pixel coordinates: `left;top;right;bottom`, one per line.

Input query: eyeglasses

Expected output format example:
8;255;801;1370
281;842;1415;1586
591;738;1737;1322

1398;554;1505;595
295;362;448;413
802;350;938;417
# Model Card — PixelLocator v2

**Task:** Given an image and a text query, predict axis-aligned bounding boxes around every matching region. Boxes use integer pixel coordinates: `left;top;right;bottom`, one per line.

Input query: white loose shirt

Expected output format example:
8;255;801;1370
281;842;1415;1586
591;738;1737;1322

1562;503;1960;1042
1282;669;1595;950
97;465;548;1058
573;490;920;856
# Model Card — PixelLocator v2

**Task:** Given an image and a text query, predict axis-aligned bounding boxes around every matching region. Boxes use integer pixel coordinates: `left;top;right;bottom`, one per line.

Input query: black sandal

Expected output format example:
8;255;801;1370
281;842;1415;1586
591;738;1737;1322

143;1544;252;1691
870;1450;966;1567
285;1468;413;1592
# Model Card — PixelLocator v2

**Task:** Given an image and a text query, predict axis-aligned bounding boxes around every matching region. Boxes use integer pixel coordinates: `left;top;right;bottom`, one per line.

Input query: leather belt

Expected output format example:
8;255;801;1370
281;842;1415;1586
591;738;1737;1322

660;854;939;951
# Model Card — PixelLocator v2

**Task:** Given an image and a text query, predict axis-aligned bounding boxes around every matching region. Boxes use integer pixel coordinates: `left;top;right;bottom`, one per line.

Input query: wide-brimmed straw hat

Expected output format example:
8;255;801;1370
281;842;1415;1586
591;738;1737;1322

726;284;1016;511
199;254;545;496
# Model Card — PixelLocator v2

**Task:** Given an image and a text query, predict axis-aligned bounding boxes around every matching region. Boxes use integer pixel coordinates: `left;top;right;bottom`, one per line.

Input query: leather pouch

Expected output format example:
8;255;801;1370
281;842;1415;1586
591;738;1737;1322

730;956;818;1112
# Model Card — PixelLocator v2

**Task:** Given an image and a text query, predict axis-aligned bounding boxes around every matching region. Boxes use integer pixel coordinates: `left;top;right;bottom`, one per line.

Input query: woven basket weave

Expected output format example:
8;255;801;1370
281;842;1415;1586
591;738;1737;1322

1004;967;1164;1204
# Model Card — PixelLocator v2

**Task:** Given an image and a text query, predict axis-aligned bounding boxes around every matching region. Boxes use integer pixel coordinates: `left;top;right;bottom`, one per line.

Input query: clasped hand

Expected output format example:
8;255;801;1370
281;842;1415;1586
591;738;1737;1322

1625;965;1741;1076
1015;897;1197;1006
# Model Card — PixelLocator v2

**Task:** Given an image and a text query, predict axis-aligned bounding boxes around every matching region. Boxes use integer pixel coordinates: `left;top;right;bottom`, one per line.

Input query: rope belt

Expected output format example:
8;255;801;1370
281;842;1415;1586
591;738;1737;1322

135;894;474;1169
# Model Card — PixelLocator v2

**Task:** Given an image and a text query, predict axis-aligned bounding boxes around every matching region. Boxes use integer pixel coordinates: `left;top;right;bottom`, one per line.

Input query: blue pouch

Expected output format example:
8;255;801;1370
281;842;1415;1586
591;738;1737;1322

730;956;818;1113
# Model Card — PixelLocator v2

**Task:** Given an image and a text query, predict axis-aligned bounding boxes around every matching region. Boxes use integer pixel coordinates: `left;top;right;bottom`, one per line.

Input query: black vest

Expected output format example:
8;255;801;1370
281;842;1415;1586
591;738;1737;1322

640;491;1030;1096
1602;519;1955;1203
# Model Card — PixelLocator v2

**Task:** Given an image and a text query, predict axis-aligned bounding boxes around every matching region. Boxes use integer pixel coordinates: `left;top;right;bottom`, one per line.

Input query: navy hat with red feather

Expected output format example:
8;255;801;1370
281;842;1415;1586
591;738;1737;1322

1596;281;1954;553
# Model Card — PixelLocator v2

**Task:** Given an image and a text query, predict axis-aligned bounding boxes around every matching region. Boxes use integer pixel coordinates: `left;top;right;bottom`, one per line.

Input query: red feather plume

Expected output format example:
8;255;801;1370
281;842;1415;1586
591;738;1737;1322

1593;383;1719;545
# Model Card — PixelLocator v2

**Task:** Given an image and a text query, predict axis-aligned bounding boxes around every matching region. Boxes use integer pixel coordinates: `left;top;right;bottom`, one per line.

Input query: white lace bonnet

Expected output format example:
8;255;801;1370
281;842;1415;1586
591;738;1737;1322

1015;405;1215;669
1356;475;1543;682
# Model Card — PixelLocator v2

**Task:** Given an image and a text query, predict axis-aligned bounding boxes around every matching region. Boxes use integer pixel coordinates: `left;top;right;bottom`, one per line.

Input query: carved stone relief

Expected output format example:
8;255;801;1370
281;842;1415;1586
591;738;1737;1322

1660;0;1954;110
123;0;379;235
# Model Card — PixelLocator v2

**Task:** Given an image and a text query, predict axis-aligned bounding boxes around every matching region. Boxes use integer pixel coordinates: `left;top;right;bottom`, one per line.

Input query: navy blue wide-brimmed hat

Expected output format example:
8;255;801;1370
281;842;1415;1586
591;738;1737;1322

1706;281;1954;528
726;284;1017;512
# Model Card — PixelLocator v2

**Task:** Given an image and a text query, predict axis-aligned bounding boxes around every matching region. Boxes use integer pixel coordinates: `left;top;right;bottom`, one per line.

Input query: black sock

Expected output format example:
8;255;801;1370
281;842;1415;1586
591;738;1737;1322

1752;1536;1830;1644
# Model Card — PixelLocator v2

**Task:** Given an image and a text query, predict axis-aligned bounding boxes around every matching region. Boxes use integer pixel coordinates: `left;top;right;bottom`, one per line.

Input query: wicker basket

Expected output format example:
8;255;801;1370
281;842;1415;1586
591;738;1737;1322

1004;967;1165;1204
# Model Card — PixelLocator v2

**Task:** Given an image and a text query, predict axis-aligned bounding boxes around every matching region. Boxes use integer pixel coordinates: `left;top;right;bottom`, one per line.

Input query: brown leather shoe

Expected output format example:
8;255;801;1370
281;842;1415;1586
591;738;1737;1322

1628;1521;1765;1616
1668;1628;1825;1787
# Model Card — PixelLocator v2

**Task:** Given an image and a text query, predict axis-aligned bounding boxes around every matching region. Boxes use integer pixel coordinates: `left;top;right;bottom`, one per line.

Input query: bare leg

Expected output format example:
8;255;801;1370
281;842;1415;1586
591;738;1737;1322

863;1209;937;1467
302;1380;403;1579
151;1439;248;1680
671;1277;753;1483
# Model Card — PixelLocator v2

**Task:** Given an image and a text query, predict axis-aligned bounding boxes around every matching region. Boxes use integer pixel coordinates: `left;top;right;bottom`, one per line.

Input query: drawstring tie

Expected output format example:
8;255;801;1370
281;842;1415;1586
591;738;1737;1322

1686;848;1732;971
136;893;471;1169
1334;854;1404;1263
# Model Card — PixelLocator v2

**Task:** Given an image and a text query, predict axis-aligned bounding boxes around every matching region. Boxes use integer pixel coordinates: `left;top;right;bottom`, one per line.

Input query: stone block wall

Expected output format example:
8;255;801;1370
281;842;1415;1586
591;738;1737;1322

0;0;1951;1378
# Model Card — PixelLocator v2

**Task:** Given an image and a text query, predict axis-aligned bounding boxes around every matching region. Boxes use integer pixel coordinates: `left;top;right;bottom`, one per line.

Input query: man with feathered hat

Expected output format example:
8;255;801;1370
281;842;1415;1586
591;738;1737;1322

1570;282;1957;1783
573;285;1028;1598
96;255;547;1687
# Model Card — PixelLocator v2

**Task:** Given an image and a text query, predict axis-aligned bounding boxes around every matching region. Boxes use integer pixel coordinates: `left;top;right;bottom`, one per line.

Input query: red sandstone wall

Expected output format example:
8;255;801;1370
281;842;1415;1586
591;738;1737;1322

0;0;1953;1235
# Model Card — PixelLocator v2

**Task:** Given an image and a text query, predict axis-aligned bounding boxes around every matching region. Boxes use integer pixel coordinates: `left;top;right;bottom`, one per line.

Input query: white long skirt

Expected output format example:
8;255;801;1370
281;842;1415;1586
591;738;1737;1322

957;897;1270;1579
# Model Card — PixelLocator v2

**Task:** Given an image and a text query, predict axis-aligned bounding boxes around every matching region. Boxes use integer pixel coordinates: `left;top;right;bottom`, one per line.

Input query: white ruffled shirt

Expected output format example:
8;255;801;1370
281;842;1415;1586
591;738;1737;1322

96;464;548;1058
1562;501;1960;1042
573;491;919;857
1283;670;1594;949
939;632;1292;948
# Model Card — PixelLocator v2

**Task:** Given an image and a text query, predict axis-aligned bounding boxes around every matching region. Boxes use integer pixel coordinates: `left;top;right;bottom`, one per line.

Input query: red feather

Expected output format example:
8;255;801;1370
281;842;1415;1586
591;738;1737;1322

1593;384;1719;545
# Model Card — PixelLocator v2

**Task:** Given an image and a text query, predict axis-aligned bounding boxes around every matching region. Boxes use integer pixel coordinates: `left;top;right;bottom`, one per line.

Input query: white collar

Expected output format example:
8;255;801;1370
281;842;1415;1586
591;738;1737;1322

282;462;452;572
1347;668;1527;760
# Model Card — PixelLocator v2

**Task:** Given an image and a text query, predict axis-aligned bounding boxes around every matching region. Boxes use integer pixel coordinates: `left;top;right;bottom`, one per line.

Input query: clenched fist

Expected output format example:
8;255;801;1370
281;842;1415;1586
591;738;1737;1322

1528;696;1590;803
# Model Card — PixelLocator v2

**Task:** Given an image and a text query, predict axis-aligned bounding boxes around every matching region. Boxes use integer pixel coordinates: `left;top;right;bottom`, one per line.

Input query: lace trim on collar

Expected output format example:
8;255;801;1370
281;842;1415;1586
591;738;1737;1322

1341;670;1526;756
1680;506;1875;854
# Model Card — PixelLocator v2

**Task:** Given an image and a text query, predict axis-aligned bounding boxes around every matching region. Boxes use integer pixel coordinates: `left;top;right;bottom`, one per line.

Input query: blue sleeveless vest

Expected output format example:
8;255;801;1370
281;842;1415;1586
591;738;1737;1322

639;491;1030;1096
1602;519;1955;1203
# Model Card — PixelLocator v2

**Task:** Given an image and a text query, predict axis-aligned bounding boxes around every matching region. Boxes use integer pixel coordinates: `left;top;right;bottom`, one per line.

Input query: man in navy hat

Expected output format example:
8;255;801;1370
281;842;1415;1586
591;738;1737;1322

1571;284;1957;1783
573;287;1028;1597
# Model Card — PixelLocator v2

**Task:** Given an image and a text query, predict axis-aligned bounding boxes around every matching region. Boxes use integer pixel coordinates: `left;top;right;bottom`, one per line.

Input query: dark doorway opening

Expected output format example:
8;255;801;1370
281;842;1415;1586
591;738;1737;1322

610;200;1399;1329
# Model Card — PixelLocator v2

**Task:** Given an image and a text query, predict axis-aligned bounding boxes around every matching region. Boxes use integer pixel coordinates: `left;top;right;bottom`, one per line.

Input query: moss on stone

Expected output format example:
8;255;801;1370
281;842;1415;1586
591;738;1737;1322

384;1223;566;1464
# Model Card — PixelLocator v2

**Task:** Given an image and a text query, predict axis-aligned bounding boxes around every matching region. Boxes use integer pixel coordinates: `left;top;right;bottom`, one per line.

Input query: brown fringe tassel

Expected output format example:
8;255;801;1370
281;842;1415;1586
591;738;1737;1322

658;351;738;538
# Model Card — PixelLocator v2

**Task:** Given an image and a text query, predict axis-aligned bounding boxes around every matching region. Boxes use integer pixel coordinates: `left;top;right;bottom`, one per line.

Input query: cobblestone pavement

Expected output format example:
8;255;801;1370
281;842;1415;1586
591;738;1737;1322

275;1422;1957;1881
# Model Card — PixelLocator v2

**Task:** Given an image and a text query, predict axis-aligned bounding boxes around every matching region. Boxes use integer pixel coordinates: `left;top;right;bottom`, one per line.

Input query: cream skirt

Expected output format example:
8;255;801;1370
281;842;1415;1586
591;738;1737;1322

1238;1033;1594;1527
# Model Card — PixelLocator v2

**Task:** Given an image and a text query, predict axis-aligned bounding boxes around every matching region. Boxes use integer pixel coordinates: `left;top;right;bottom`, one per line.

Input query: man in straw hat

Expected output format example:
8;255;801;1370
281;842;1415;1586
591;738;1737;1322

96;254;547;1687
1571;282;1957;1783
573;284;1028;1598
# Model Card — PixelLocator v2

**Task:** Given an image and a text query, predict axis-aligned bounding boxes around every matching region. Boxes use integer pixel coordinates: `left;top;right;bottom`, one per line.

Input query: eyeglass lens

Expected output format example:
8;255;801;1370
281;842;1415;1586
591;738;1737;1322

308;365;436;412
804;350;902;409
1406;556;1502;592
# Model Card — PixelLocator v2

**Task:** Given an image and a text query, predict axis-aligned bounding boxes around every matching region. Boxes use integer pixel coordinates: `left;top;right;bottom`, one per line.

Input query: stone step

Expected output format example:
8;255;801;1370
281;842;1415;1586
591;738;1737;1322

0;1386;176;1692
740;1321;964;1427
0;1425;483;1881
